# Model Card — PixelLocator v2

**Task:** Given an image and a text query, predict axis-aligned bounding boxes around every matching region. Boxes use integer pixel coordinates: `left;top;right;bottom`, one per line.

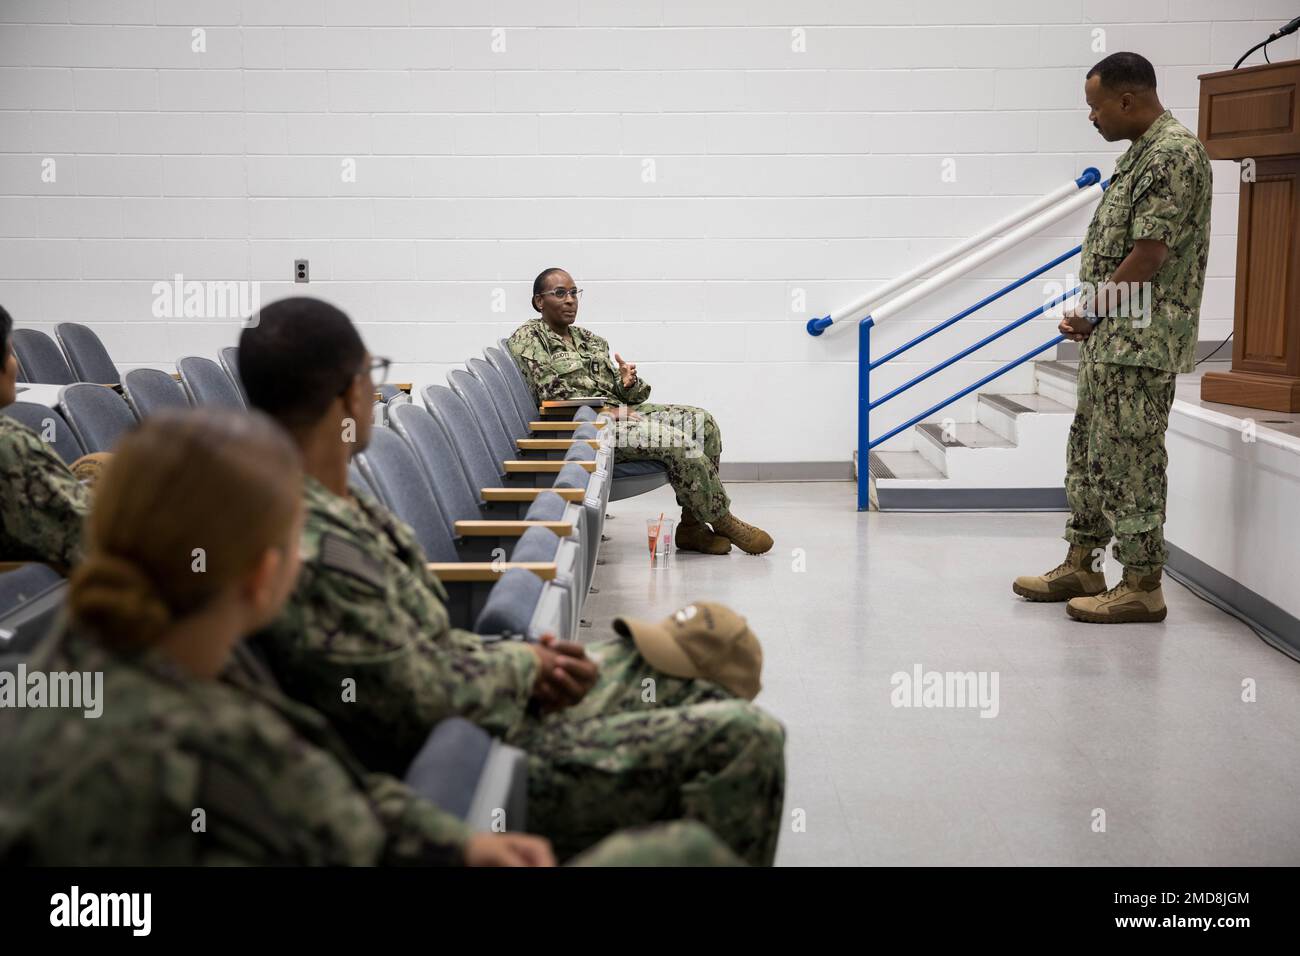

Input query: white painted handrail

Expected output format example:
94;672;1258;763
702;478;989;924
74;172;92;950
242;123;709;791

807;167;1103;336
867;183;1104;324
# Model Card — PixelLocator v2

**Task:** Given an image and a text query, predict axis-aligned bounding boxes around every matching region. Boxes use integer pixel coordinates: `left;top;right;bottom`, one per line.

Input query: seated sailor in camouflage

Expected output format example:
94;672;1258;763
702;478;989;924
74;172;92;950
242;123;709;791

0;408;739;867
240;297;785;865
507;268;773;556
0;306;90;572
1014;53;1211;624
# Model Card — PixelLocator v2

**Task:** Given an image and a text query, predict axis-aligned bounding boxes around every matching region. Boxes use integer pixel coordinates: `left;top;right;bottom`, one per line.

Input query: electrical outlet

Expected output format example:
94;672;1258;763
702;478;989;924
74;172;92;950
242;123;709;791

294;259;309;283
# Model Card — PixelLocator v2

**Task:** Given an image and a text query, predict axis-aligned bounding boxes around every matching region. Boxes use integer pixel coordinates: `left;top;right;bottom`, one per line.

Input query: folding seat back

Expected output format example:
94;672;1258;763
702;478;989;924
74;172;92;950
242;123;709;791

177;356;245;409
388;403;484;526
467;357;529;440
421;385;510;488
473;562;572;644
59;383;137;454
122;368;189;419
353;426;459;563
54;323;119;387
218;346;248;403
1;402;85;465
485;346;541;427
403;717;529;832
448;368;516;465
11;330;75;385
0;565;68;661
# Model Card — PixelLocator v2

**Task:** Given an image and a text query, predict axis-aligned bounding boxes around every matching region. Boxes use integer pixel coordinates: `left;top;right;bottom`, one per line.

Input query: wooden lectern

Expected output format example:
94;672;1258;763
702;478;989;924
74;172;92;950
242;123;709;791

1198;59;1300;412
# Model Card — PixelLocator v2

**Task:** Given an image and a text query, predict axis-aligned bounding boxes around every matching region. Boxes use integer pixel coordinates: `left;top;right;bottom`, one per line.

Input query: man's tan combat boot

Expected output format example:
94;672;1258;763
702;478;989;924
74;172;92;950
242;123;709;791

677;509;732;555
710;513;774;555
1012;544;1106;602
1066;568;1166;624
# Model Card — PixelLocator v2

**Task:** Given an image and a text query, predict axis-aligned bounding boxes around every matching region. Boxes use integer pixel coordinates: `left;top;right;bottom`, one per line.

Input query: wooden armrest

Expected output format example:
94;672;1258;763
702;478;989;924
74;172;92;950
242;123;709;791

427;561;557;581
539;406;617;417
453;519;573;538
170;372;182;381
504;460;596;474
529;420;605;431
481;487;585;503
517;438;600;451
0;561;37;574
394;382;412;393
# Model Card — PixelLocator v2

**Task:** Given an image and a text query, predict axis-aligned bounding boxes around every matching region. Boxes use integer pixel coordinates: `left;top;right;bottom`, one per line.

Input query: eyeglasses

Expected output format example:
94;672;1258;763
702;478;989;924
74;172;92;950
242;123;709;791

367;357;391;384
340;356;391;396
539;288;583;301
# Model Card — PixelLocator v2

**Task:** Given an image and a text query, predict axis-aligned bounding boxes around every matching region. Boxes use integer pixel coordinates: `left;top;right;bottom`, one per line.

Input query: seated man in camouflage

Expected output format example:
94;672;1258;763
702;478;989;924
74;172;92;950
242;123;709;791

240;297;786;866
1;408;737;867
0;305;89;572
507;268;773;556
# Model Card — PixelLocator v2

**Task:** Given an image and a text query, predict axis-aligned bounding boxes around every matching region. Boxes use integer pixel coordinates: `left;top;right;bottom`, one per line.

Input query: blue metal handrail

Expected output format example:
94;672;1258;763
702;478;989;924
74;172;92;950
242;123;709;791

832;172;1114;509
855;261;1084;512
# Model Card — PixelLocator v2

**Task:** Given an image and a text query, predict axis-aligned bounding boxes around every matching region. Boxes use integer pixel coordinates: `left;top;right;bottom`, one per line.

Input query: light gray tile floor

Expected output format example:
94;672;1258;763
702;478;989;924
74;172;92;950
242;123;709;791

582;481;1300;866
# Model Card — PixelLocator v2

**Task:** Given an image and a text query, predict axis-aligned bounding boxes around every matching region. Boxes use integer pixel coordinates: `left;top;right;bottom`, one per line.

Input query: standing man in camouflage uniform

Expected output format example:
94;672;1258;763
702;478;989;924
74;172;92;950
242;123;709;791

240;297;786;865
508;268;773;556
1013;53;1211;624
0;305;88;571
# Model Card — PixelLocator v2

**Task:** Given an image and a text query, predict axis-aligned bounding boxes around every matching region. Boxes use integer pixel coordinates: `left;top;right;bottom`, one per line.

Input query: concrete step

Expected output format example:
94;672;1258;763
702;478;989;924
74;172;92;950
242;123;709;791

978;391;1072;443
1034;360;1079;409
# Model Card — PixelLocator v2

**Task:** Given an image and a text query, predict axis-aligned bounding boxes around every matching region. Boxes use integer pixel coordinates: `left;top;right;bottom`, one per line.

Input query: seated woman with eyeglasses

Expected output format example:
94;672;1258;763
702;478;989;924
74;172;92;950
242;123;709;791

0;408;738;867
507;268;773;556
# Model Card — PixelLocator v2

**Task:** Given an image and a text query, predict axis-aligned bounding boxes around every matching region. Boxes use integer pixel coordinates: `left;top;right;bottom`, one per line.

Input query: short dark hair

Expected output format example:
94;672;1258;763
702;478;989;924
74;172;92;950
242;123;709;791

0;304;11;357
531;267;568;312
239;296;366;429
1087;52;1157;93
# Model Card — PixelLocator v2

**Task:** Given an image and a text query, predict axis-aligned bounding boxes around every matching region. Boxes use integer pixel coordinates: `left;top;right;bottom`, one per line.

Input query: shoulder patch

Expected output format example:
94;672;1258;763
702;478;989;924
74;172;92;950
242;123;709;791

318;533;388;589
1132;169;1156;202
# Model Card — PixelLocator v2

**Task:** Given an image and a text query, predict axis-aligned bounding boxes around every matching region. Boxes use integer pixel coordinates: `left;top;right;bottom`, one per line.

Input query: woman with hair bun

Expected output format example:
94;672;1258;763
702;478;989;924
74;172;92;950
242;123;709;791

0;408;558;865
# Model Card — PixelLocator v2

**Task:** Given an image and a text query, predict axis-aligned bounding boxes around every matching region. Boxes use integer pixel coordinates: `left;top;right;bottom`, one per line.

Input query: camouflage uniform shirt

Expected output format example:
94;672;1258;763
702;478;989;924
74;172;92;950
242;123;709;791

0;414;89;567
0;627;473;865
1080;109;1213;373
507;318;652;406
253;477;539;775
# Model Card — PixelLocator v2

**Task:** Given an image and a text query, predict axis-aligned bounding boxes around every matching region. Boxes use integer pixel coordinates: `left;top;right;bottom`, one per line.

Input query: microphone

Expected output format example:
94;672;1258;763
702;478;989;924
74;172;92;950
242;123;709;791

1234;16;1300;68
1272;16;1300;38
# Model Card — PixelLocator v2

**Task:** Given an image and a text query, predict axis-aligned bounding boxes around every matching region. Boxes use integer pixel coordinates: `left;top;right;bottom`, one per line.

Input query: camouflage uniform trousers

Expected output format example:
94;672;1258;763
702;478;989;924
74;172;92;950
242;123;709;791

1063;360;1177;574
507;638;786;867
608;402;730;523
569;820;744;866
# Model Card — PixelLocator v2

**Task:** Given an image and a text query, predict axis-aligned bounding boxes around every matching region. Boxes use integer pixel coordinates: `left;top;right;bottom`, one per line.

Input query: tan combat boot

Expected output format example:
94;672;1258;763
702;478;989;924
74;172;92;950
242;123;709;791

710;513;774;555
1066;568;1166;623
676;509;732;555
1012;544;1106;602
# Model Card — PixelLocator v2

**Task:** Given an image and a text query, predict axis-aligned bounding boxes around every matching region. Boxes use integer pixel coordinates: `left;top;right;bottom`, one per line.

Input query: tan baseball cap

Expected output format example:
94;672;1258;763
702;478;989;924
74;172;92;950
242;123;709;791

612;601;763;700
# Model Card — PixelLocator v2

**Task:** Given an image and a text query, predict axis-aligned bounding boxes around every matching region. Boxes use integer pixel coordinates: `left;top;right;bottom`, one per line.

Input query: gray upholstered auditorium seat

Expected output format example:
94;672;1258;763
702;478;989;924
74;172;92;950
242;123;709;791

1;402;85;465
11;329;75;385
420;384;602;601
473;565;567;645
403;716;529;832
54;323;120;387
485;346;543;436
354;426;574;640
123;368;190;419
218;346;248;403
177;356;245;409
387;403;586;624
0;565;67;661
59;383;136;454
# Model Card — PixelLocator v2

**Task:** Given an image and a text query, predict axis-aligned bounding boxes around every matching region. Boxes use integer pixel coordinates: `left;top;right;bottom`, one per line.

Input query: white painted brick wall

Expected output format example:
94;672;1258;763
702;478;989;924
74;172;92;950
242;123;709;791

1;2;1291;461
